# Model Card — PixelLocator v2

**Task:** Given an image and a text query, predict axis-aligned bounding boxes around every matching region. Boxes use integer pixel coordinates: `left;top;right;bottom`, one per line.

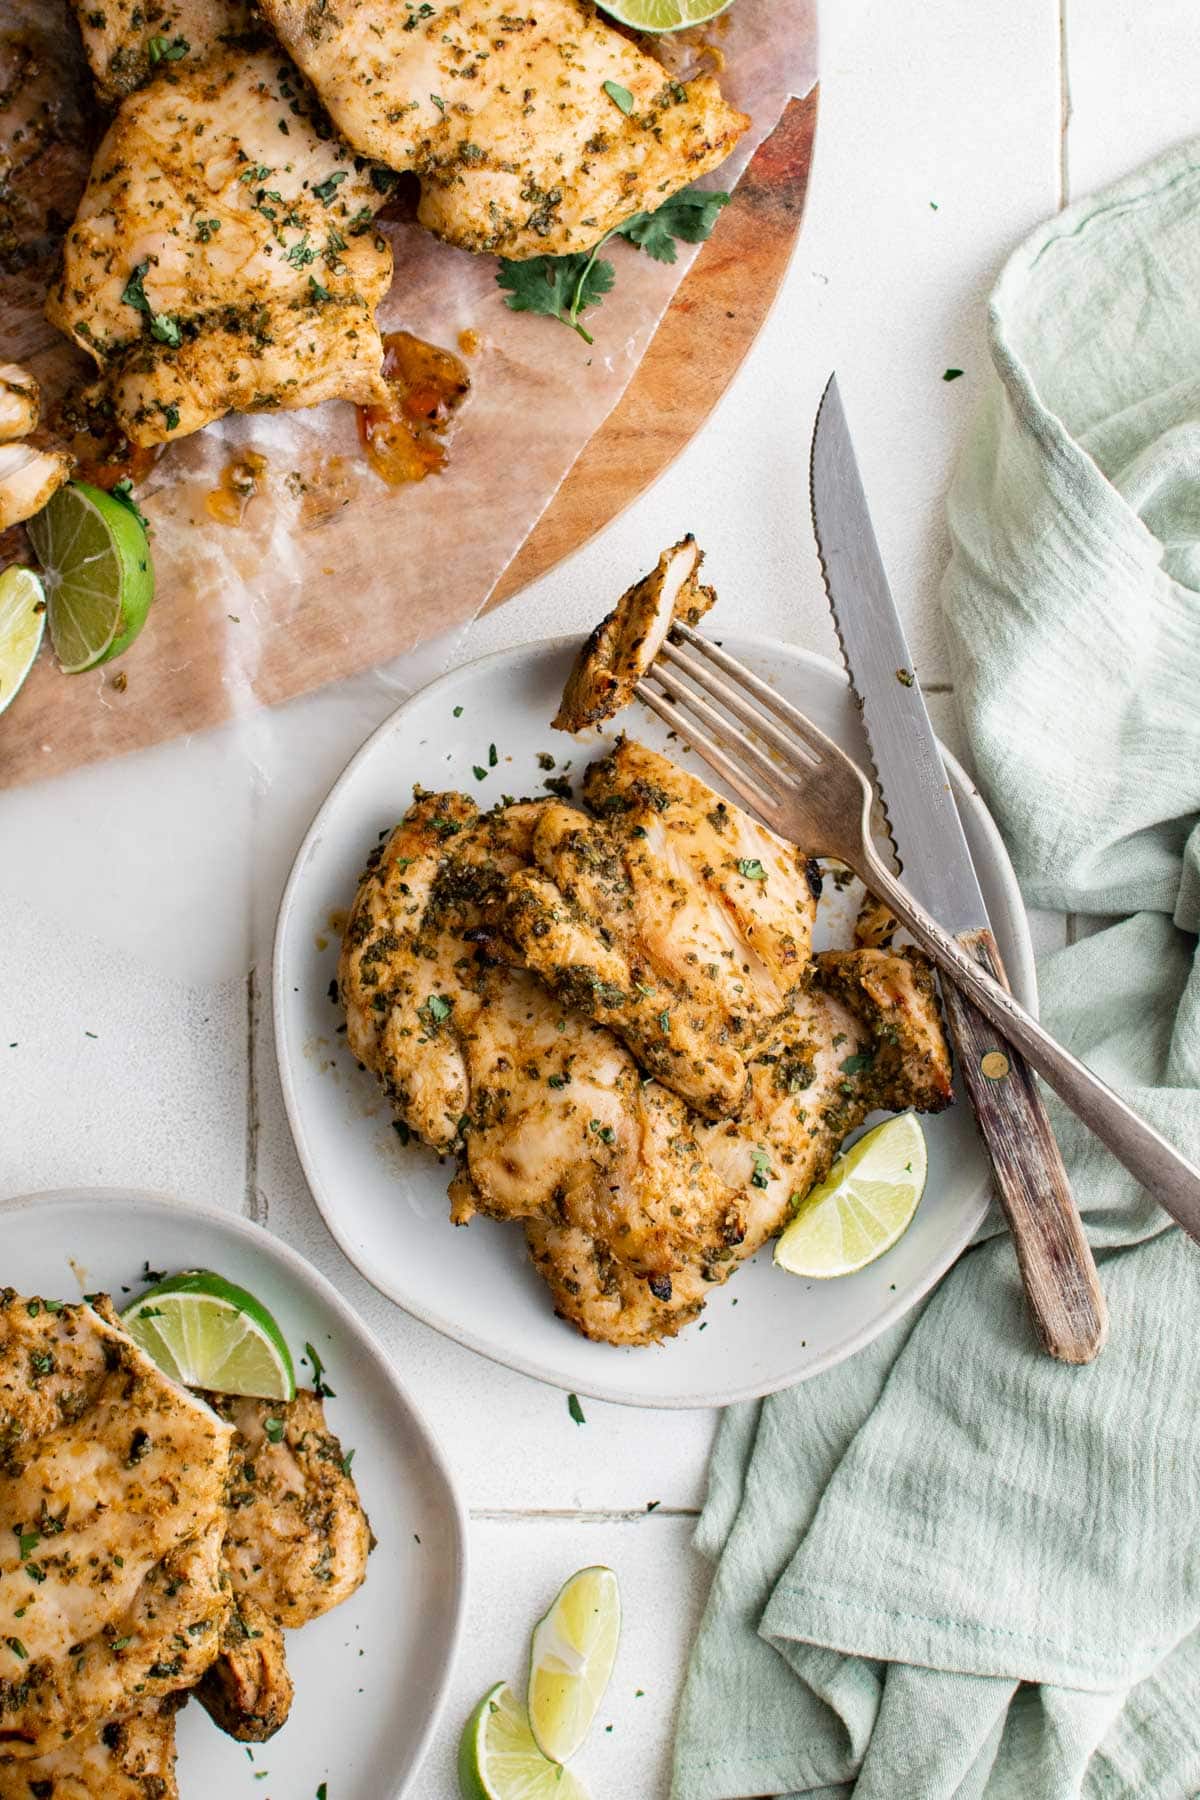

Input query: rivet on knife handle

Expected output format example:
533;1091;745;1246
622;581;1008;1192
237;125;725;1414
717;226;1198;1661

940;929;1108;1363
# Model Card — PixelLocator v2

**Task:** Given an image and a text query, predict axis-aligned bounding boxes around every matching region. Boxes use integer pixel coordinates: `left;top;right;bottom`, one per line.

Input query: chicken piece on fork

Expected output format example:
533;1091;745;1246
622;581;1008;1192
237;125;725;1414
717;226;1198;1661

46;50;392;447
258;0;749;258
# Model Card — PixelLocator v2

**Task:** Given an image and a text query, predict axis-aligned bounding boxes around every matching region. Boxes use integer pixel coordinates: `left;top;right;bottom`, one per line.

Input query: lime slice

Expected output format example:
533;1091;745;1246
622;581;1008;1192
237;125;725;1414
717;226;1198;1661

0;566;45;715
459;1684;590;1800
26;479;154;673
775;1112;928;1279
596;0;733;30
527;1566;620;1765
121;1270;296;1400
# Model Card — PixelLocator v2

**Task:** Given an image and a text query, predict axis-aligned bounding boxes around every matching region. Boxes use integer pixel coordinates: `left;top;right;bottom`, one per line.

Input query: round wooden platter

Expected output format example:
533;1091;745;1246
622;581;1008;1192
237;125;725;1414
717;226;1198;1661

491;85;818;608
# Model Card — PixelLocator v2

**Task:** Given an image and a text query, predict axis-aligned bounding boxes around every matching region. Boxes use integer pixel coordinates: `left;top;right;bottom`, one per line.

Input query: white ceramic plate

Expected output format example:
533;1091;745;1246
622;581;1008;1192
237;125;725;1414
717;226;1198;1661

273;636;1035;1409
0;1189;467;1800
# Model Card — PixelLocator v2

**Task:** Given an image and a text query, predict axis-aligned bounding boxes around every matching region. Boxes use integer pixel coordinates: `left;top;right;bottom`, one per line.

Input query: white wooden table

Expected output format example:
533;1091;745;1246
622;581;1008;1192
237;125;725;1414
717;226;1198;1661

3;3;1196;1793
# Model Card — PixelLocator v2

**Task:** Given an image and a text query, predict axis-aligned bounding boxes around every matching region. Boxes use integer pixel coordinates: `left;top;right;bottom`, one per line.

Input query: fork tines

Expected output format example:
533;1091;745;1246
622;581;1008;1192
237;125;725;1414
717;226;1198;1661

634;622;829;824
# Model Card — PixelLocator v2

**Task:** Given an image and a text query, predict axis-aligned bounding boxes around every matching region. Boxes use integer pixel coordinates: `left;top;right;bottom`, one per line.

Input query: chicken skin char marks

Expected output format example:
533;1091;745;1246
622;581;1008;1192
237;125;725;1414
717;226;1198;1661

340;740;954;1347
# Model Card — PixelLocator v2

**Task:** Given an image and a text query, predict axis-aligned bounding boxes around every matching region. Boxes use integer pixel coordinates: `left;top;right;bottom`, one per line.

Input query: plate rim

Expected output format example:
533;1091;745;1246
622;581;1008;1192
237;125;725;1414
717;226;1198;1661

272;633;1037;1410
0;1184;469;1800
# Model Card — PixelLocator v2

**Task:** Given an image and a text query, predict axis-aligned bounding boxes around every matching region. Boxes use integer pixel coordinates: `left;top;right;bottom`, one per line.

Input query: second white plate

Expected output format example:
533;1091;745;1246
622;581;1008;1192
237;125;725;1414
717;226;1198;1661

273;635;1035;1409
0;1189;467;1800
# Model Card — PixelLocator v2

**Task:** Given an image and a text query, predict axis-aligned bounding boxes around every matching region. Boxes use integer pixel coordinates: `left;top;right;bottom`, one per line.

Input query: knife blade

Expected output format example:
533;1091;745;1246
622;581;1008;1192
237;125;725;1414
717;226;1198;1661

810;373;1107;1363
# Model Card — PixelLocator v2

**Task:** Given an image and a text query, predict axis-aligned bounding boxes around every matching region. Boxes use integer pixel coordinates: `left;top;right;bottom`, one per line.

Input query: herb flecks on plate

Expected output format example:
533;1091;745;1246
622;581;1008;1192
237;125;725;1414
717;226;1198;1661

497;185;730;344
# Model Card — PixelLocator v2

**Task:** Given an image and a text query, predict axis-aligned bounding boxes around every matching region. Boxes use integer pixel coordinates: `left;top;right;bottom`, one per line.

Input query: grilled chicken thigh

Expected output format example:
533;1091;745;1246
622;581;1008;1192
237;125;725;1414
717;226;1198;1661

1;1695;186;1799
0;1293;232;1764
553;535;714;733
69;0;260;104
505;742;817;1117
47;50;392;446
194;1590;293;1743
530;948;952;1344
259;0;749;257
211;1394;371;1630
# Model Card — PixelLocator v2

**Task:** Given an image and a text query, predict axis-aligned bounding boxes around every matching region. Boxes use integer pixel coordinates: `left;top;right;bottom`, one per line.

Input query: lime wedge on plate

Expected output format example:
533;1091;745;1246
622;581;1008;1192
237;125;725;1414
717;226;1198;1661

775;1112;928;1278
26;479;154;672
459;1684;589;1800
122;1270;296;1399
527;1566;620;1764
0;566;45;714
596;0;733;29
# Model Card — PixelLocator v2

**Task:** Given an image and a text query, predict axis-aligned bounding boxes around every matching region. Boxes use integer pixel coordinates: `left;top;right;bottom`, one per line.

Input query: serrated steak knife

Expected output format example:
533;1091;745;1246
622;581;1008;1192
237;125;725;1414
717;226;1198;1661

810;374;1108;1363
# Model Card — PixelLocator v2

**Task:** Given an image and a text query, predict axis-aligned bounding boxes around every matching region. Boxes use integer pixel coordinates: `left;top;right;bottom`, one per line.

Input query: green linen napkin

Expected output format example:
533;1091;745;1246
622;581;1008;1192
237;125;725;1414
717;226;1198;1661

671;141;1200;1800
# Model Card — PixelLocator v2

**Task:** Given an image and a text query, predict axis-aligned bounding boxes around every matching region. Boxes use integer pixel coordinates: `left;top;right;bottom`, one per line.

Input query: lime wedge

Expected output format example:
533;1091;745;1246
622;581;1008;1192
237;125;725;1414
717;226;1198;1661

596;0;733;30
775;1112;928;1279
121;1270;296;1400
459;1684;590;1800
0;566;45;714
26;479;154;673
527;1566;620;1765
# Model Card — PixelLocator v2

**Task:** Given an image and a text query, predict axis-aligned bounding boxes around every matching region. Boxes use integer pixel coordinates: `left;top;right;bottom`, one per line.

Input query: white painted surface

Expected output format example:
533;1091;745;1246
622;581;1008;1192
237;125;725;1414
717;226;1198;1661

3;1;1188;1791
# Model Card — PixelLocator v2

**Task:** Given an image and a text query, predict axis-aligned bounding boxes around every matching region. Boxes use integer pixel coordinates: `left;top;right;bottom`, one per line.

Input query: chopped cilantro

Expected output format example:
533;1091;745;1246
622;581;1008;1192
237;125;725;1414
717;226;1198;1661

312;170;348;204
422;993;453;1025
121;261;150;315
150;312;181;347
263;1417;285;1444
750;1147;773;1189
109;477;149;530
160;402;180;431
308;275;333;302
567;1393;585;1425
5;1638;26;1660
148;33;188;61
342;1448;356;1476
839;1051;874;1075
603;79;635;114
736;858;766;880
488;742;498;766
943;367;964;382
16;1531;38;1560
472;765;487;781
430;93;445;111
304;1342;335;1399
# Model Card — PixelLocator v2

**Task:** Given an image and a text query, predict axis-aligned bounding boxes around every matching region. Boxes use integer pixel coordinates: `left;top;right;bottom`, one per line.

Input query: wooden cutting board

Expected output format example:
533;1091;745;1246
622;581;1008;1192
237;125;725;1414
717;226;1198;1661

0;81;816;785
494;86;818;605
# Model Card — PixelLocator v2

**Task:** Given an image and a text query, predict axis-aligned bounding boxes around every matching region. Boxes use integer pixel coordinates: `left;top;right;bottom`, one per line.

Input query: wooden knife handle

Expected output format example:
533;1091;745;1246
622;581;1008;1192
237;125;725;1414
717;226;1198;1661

941;928;1108;1364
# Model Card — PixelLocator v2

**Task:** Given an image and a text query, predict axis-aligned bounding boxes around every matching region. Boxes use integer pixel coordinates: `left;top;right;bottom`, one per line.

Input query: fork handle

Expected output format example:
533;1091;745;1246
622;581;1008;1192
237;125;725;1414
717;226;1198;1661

940;927;1106;1362
864;851;1200;1248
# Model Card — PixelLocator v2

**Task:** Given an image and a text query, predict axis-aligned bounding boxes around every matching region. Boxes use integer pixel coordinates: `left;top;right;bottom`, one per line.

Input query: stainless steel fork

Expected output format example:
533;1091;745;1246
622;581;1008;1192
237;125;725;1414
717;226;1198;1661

635;622;1200;1243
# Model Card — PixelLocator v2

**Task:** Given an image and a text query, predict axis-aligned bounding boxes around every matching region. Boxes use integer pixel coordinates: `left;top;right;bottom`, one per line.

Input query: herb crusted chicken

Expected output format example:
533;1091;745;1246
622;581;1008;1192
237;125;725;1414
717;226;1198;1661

339;549;955;1348
0;1292;371;1789
259;0;749;258
47;48;393;447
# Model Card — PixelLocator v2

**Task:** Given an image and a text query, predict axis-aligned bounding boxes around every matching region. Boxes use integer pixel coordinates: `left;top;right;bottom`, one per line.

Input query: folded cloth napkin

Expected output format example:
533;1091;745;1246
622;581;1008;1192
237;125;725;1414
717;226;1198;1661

671;140;1200;1800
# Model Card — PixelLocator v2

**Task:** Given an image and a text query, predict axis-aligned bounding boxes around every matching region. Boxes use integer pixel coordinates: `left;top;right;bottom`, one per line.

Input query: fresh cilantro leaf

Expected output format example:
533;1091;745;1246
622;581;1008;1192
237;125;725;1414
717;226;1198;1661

617;189;730;263
497;251;614;344
603;79;634;114
496;182;729;341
